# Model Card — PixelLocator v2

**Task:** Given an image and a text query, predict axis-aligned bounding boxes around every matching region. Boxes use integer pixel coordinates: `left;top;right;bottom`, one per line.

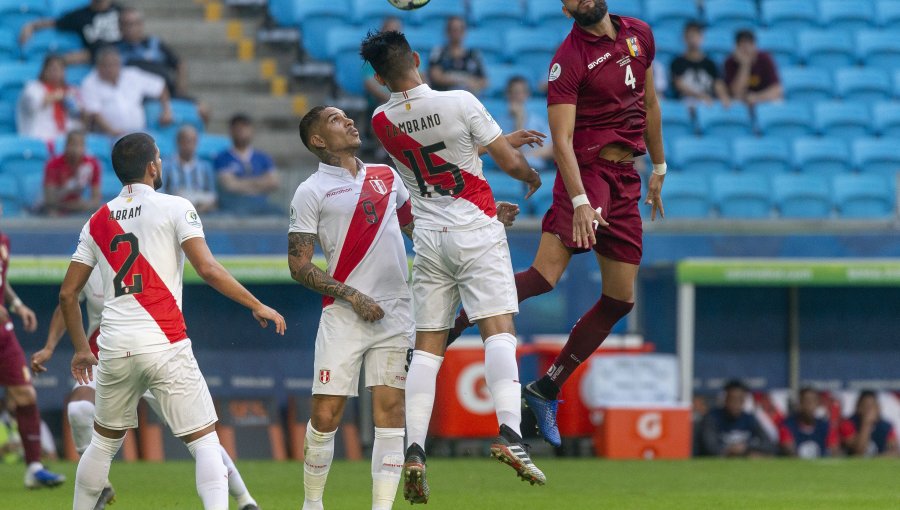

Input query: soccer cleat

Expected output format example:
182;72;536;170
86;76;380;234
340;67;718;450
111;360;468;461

490;425;546;486
239;505;260;510
402;443;429;504
93;485;116;510
523;382;562;447
24;467;66;489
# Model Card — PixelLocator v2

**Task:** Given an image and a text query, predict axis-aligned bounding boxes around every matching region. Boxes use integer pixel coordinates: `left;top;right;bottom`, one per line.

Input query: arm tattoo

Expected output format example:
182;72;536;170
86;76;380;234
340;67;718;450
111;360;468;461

287;232;359;302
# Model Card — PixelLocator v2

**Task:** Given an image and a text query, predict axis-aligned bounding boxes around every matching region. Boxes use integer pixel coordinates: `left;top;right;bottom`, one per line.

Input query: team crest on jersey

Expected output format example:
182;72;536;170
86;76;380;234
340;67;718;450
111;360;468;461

185;210;202;228
626;36;641;57
289;205;297;226
549;62;561;82
369;178;388;195
319;369;331;384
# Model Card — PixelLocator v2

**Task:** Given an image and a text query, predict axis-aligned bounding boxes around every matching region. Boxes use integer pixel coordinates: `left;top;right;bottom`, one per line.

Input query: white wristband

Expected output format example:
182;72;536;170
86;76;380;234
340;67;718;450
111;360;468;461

571;194;590;208
652;162;667;176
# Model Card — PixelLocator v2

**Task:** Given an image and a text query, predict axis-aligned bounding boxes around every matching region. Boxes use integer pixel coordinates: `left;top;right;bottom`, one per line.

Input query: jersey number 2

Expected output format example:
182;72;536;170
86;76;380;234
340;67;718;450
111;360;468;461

625;64;636;90
110;233;143;297
401;142;464;197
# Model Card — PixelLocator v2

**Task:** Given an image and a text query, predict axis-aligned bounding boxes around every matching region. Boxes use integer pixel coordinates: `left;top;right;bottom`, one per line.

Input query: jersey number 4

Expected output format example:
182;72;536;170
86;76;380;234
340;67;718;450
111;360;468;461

402;142;464;197
625;64;636;90
110;233;143;297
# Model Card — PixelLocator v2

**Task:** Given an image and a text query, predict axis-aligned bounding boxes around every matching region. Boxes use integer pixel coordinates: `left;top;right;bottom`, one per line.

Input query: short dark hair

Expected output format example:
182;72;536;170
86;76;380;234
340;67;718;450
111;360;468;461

298;105;330;151
684;20;705;33
505;75;529;93
724;379;748;392
229;113;253;128
735;29;755;44
111;132;157;185
798;387;818;399
857;389;877;403
360;30;417;83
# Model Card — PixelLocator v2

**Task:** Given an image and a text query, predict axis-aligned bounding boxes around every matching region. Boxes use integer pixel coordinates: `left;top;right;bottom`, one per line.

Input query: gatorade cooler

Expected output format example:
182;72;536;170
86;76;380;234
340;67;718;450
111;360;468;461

592;406;692;459
430;338;504;438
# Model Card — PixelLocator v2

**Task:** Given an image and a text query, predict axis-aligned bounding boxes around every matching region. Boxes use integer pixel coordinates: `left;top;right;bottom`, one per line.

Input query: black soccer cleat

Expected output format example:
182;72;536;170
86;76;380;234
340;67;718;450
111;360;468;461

490;425;546;486
403;443;430;504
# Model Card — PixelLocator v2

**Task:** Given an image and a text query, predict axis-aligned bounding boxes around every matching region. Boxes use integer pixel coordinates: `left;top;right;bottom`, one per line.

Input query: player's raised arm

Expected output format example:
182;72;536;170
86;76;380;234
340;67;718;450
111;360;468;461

58;261;97;384
642;66;666;221
181;237;286;334
483;136;542;199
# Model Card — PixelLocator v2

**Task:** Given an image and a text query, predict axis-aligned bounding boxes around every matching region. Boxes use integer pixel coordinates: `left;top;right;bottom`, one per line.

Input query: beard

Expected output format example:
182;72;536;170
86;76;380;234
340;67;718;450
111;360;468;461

571;0;608;27
153;174;163;191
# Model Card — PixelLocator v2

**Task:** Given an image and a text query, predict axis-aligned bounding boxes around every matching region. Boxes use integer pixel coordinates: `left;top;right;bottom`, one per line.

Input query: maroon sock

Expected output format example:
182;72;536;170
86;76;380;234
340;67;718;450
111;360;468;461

449;266;554;339
15;404;42;465
545;294;634;389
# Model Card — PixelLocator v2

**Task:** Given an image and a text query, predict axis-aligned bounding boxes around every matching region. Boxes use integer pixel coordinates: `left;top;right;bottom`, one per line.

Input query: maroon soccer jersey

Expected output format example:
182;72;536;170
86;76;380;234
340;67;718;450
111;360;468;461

547;15;656;157
0;232;9;309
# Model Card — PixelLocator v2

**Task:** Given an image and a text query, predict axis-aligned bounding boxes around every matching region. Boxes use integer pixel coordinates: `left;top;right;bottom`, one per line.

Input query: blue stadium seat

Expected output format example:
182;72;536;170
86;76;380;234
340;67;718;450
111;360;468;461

713;174;772;219
672;137;734;175
798;31;855;68
873;102;900;137
350;0;400;25
833;174;895;218
793;137;852;175
756;29;799;68
856;31;900;70
0;27;16;61
16;171;42;210
505;28;557;73
661;174;713;219
0;61;41;103
834;67;892;103
819;0;876;31
0;173;21;216
196;134;231;163
895;69;900;99
853;138;900;176
47;0;85;17
608;0;644;19
660;100;694;140
695;103;753;138
333;50;365;95
755;102;814;138
410;0;465;31
144;99;203;132
403;28;442;59
702;29;735;64
53;132;111;158
780;67;834;103
733;137;792;175
482;170;525;204
101;171;123;201
814;102;872;139
527;0;564;26
484;64;531;99
527;180;553;216
20;29;83;60
470;0;526;32
0;99;14;134
652;29;683;63
325;27;368;60
773;174;832;219
466;28;506;66
268;0;299;26
704;0;759;32
64;64;91;85
644;0;699;32
876;0;900;30
761;0;818;31
0;134;48;179
0;0;47;33
296;0;353;60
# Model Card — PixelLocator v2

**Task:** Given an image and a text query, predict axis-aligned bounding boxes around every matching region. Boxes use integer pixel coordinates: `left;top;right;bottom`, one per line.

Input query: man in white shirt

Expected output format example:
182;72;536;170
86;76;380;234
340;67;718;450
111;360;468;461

80;46;172;137
58;132;285;510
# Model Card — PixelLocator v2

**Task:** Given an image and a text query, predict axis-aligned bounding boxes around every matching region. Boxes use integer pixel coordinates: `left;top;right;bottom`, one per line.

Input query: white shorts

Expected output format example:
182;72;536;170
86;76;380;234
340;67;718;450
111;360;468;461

93;340;217;437
412;220;518;331
72;378;97;391
313;297;414;397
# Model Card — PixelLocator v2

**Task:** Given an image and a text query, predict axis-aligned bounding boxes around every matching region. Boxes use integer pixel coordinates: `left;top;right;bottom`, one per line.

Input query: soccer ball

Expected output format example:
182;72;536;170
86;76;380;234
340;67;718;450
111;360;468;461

387;0;431;11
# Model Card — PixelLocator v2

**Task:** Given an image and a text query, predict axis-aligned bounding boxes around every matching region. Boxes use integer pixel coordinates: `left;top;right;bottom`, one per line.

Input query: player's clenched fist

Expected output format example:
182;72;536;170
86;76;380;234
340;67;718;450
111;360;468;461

252;304;287;334
349;292;385;322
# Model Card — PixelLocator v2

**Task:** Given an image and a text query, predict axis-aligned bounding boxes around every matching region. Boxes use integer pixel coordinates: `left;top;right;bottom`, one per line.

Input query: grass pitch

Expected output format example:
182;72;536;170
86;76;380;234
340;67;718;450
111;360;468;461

4;458;899;509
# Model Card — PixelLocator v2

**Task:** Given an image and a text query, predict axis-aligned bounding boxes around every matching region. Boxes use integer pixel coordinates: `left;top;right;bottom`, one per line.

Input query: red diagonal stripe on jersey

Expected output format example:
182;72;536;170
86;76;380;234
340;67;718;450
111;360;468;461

372;112;496;218
322;165;395;308
89;205;187;343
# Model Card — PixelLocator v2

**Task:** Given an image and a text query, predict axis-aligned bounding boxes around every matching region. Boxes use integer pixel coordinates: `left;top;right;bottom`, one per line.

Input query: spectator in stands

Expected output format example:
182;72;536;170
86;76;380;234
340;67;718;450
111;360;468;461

80;46;172;137
163;125;217;213
494;76;553;171
840;390;899;457
19;0;123;64
42;130;100;216
724;30;783;106
697;380;776;457
428;16;486;95
16;55;82;145
779;388;838;458
671;21;731;107
363;17;403;111
214;114;280;215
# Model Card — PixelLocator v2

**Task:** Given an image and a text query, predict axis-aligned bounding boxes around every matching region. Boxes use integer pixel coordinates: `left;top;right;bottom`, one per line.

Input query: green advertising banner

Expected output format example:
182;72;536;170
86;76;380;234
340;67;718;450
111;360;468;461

677;258;900;286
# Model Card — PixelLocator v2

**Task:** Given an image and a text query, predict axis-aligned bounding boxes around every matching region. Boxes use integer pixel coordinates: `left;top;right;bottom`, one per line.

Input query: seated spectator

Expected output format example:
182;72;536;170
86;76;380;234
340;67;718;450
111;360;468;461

364;17;403;111
671;21;730;106
840;390;899;457
42;130;100;216
80;46;172;137
724;30;783;106
493;76;553;171
428;16;486;95
779;388;838;458
697;380;776;457
163;125;217;213
16;55;82;145
19;0;123;64
214;114;280;215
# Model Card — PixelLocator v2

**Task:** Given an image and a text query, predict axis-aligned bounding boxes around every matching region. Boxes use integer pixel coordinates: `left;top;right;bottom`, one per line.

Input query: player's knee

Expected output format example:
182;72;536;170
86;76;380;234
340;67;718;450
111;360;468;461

8;384;36;406
67;400;95;428
310;403;343;432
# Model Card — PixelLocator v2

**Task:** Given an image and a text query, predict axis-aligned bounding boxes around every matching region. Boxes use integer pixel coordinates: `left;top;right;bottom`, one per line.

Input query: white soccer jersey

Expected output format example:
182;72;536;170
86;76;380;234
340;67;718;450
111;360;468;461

372;83;503;231
72;183;204;358
289;159;411;306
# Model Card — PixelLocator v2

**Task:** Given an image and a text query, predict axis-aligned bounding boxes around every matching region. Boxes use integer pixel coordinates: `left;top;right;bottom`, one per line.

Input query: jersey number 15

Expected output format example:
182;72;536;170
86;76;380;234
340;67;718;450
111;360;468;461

402;142;464;197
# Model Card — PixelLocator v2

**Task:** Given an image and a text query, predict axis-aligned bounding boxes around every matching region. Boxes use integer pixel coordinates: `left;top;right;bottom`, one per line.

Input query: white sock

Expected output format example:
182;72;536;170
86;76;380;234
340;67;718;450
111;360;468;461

303;422;336;510
371;427;404;510
484;333;522;437
67;400;95;454
219;445;256;507
73;431;124;510
405;350;443;449
186;432;228;510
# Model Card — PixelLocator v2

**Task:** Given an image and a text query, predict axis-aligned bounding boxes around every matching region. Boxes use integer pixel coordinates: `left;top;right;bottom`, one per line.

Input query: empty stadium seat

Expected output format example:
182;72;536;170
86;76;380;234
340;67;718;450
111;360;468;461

834;67;892;102
47;0;84;17
762;0;818;30
755;102;815;138
661;174;713;219
0;27;16;61
819;0;876;31
756;29;799;67
403;28;442;58
53;132;110;158
895;70;900;99
773;174;832;219
660;100;694;140
19;29;83;60
876;0;900;30
410;0;465;31
713;174;772;219
853;138;900;176
0;173;21;216
484;64;531;98
833;174;895;218
0;0;47;33
333;50;365;96
17;171;42;208
0;61;41;103
695;103;753;138
814;102;872;139
470;0;525;32
196;134;231;162
672;137;734;175
296;0;352;60
798;31;855;68
702;29;735;64
780;67;834;103
873;102;900;137
325;27;368;60
644;0;699;32
793;137;852;175
733;137;792;174
505;28;557;73
527;180;553;216
607;0;644;19
483;170;525;204
0;135;47;179
652;29;683;63
0;99;13;134
856;31;900;70
704;0;759;32
101;171;123;201
350;0;399;25
466;28;506;65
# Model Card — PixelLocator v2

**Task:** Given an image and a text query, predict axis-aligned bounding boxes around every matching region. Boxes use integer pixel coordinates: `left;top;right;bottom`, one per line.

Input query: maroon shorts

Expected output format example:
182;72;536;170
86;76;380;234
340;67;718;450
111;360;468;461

541;157;643;265
0;322;31;386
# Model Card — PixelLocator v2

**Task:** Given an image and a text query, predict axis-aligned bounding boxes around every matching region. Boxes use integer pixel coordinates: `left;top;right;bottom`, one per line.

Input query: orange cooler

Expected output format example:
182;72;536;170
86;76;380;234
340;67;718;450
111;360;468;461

592;406;692;459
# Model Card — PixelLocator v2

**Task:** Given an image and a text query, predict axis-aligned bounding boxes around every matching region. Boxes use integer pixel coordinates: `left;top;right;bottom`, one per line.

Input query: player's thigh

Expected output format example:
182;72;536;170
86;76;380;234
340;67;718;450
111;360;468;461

313;303;367;398
371;384;405;429
411;229;460;331
70;384;96;403
144;342;217;437
597;253;639;302
530;232;574;287
452;222;518;323
595;163;643;267
94;356;145;431
0;330;33;390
